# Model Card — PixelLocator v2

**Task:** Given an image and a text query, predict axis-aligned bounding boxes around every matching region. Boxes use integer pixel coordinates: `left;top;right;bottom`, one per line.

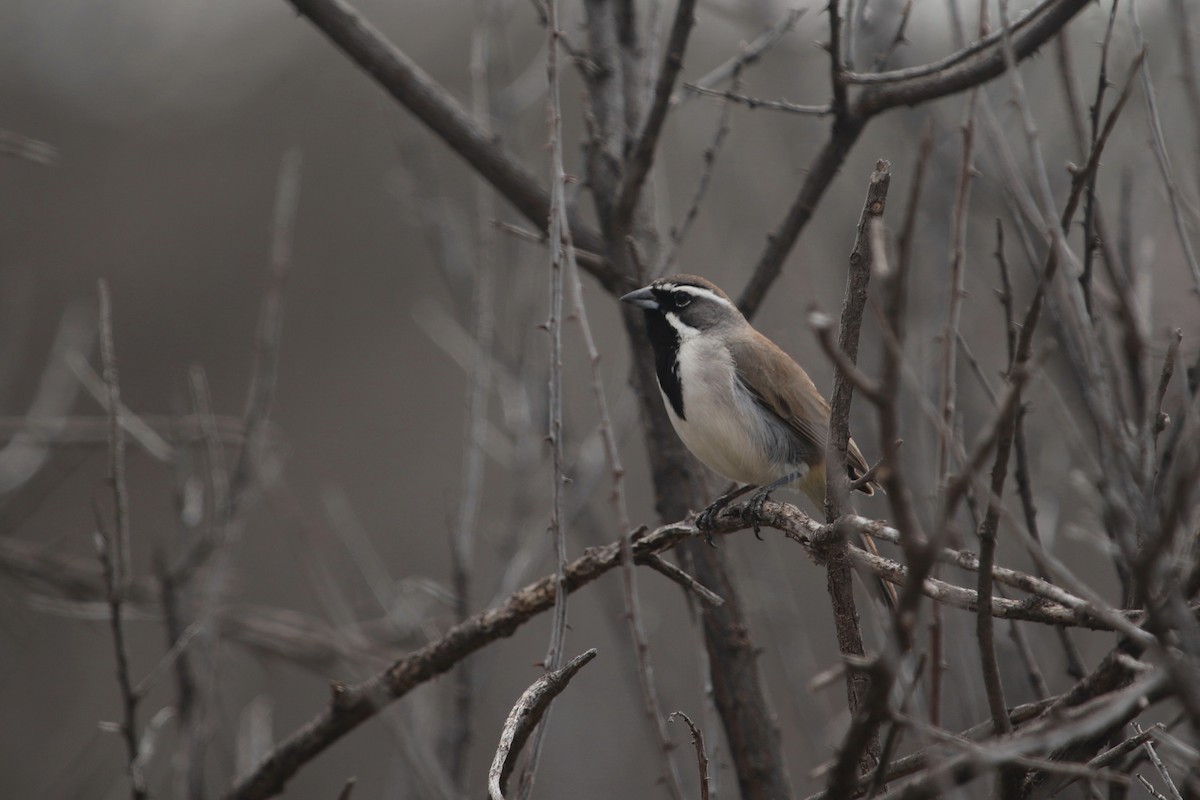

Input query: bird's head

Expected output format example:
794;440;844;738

620;274;742;336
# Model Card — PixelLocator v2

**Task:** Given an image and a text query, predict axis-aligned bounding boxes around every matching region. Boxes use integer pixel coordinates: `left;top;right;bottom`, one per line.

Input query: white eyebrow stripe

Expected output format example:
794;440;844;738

670;284;732;307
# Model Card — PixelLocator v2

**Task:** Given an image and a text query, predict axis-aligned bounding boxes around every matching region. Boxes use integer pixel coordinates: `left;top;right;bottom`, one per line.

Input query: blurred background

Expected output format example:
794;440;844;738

1;0;1196;797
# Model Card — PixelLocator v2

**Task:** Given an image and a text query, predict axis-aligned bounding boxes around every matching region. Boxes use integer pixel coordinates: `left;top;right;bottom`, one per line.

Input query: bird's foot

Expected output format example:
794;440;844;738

696;499;729;548
696;485;754;547
746;488;774;540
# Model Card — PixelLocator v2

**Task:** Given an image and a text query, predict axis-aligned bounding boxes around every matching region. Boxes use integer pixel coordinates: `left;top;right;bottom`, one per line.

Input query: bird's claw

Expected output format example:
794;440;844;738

696;500;727;548
747;489;772;540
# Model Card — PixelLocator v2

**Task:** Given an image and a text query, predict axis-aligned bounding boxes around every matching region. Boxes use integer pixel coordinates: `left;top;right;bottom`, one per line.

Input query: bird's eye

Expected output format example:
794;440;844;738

674;294;691;308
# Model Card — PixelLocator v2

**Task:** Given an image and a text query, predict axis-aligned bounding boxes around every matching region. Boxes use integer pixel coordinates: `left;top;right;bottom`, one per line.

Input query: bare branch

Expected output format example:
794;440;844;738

280;0;615;288
682;84;832;116
638;553;724;606
610;0;698;236
1130;0;1200;294
674;8;805;105
487;649;597;800
737;0;1091;318
668;712;711;800
1134;721;1184;800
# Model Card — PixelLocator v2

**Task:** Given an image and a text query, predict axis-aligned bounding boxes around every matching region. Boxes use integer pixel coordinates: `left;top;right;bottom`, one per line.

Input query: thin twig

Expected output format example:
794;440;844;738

610;0;698;236
682;84;832;116
842;0;1059;85
871;0;914;72
98;281;132;596
518;5;571;793
736;0;1091;318
660;70;740;275
1130;0;1200;295
674;8;805;105
639;553;724;606
1134;722;1184;800
95;281;145;800
669;712;711;800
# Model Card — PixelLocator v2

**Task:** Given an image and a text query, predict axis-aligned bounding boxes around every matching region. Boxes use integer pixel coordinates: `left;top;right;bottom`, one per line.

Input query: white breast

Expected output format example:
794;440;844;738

661;331;786;487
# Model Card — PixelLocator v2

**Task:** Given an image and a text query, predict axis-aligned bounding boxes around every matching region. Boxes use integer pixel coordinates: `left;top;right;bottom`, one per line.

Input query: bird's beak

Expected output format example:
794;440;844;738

620;286;658;310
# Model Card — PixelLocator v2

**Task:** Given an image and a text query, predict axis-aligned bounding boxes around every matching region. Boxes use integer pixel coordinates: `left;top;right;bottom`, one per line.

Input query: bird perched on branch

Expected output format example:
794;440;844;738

621;273;883;543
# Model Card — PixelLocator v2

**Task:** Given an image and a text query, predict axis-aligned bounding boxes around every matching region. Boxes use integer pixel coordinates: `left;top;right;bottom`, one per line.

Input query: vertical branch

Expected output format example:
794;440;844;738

1079;0;1120;318
99;281;132;596
996;222;1086;680
610;0;698;236
824;160;891;772
936;89;978;486
230;150;301;512
825;161;892;520
1129;0;1200;295
827;0;848;116
96;280;145;800
517;2;570;795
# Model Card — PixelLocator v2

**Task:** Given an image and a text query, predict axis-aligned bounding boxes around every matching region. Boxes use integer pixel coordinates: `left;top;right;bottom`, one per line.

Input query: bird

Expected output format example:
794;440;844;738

621;273;882;542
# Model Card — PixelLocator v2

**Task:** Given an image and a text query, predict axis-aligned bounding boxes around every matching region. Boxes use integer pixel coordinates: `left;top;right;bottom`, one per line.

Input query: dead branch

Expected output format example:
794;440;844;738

487;649;597;800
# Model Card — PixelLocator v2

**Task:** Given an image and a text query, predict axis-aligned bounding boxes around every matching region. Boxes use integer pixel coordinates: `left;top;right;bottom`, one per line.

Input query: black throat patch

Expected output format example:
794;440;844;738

644;310;685;419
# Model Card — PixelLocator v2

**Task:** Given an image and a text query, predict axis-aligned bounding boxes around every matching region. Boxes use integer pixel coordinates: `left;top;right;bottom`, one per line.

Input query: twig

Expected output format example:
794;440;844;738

1078;0;1120;318
489;220;606;272
1149;330;1182;454
67;354;174;462
1130;0;1200;295
610;0;698;236
231;149;299;512
871;0;913;72
809;311;883;402
0;303;96;495
936;89;978;486
1139;774;1173;800
674;8;804;105
98;282;132;596
639;553;724;606
827;0;848;115
1134;722;1184;800
842;0;1059;85
669;712;711;800
170;154;300;585
659;74;738;275
95;282;144;800
682;84;832;115
488;649;598;800
517;5;571;794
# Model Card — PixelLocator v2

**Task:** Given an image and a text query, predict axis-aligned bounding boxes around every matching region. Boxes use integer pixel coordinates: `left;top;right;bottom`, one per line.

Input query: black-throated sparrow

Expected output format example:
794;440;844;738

622;274;881;539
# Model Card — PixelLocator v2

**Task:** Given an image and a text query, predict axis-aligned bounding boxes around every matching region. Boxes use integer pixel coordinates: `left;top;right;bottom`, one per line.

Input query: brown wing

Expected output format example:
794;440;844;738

730;329;877;495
